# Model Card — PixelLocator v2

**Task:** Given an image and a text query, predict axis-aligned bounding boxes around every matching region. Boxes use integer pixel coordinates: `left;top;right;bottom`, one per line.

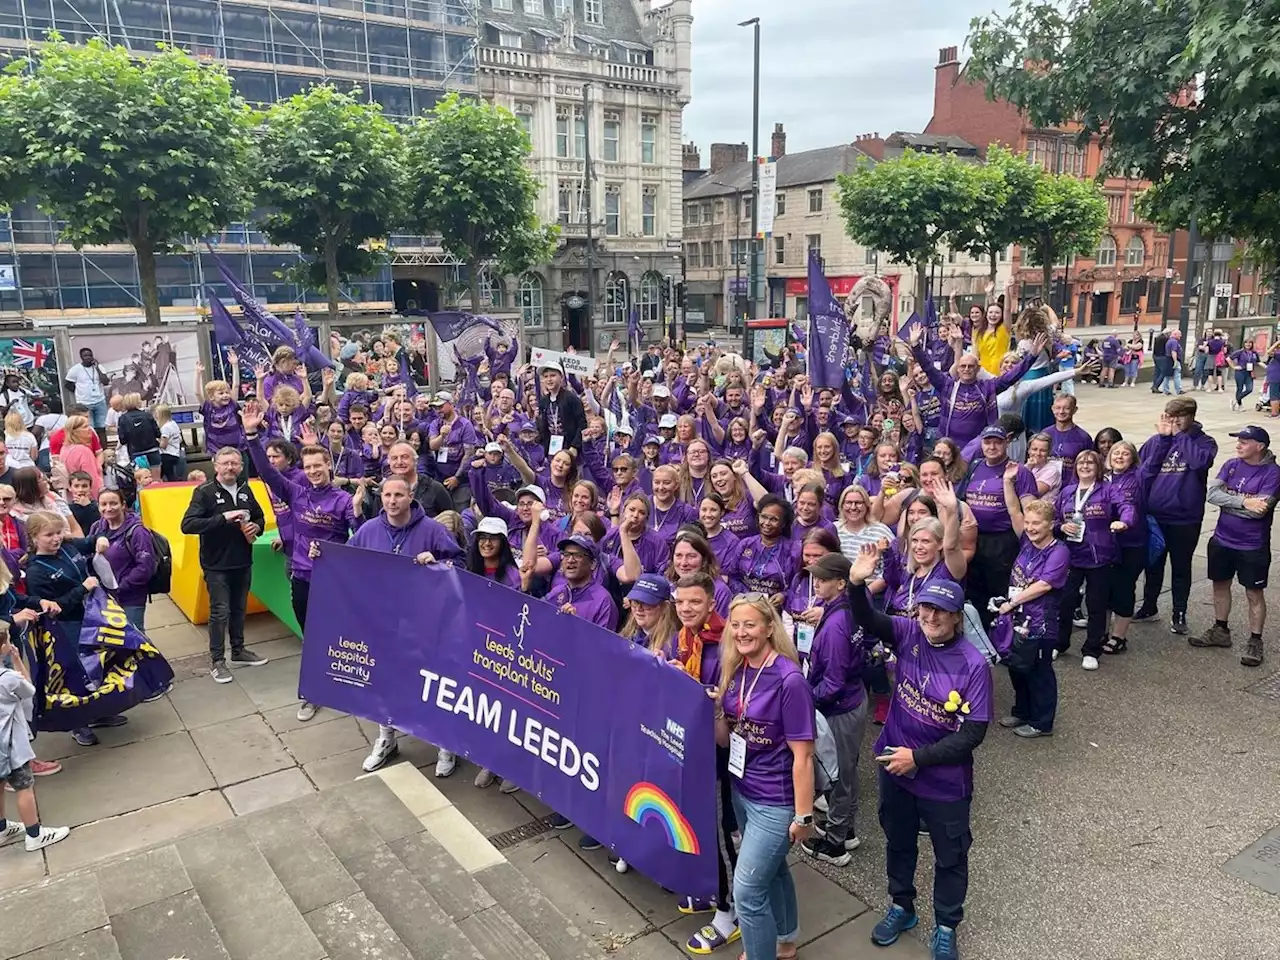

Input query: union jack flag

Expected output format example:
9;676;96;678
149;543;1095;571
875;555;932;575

10;339;50;369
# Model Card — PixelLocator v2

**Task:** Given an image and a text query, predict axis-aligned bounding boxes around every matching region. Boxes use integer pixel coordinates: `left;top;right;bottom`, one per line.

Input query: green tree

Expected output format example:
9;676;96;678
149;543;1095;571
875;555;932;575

256;85;404;325
404;93;557;313
950;145;1043;287
0;36;253;324
1021;172;1108;299
835;150;979;301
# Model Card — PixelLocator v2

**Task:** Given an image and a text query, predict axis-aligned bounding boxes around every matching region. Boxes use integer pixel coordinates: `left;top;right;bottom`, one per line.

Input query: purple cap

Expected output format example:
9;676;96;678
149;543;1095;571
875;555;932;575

556;533;598;560
626;573;672;607
1230;425;1271;446
918;581;965;613
979;425;1008;441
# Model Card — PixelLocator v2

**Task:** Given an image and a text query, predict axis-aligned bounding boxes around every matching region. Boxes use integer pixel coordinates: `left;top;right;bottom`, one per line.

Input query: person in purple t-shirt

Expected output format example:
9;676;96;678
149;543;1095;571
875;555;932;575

1197;425;1280;667
848;547;991;959
999;498;1070;738
713;594;815;960
1045;394;1094;482
1228;338;1262;411
1267;339;1280;418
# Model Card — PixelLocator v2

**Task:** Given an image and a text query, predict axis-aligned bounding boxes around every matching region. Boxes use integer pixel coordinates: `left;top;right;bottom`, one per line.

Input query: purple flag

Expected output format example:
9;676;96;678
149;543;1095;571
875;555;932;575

214;258;331;370
896;311;923;345
293;307;317;350
806;251;849;389
208;292;271;371
924;294;939;331
425;311;507;344
627;307;641;355
299;544;718;898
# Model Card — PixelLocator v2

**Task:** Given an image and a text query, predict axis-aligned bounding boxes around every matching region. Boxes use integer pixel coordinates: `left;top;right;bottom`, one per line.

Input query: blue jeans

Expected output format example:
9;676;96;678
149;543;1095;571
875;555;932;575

1236;370;1255;405
86;399;109;429
1161;362;1183;394
1192;353;1208;387
730;788;799;959
123;605;146;632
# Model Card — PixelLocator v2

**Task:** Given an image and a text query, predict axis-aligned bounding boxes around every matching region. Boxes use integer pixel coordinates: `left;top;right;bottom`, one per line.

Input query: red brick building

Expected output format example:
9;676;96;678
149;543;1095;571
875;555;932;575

924;45;1174;328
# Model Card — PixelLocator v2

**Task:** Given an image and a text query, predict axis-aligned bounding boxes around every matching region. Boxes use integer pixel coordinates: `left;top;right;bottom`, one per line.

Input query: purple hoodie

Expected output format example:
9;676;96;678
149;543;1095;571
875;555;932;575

200;400;244;451
805;595;866;718
249;438;360;581
90;512;156;608
348;502;464;560
912;342;1035;448
1139;426;1219;526
1054;479;1137;568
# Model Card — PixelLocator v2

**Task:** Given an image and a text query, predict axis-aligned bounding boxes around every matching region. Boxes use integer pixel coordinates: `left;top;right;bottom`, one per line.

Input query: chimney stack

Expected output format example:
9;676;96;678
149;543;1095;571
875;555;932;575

938;46;958;66
771;122;787;159
682;142;702;170
709;142;748;174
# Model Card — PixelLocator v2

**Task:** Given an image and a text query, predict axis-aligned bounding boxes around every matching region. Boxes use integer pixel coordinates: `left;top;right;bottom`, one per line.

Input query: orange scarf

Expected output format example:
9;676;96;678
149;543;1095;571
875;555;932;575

675;611;724;683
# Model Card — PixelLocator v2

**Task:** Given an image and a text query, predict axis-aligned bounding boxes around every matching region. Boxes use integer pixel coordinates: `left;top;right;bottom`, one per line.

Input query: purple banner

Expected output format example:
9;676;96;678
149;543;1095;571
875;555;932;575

299;544;718;897
425;311;506;344
806;251;849;389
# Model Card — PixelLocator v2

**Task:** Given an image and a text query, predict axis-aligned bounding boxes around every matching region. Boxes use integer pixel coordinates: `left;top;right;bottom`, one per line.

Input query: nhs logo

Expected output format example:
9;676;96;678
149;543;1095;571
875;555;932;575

665;718;685;741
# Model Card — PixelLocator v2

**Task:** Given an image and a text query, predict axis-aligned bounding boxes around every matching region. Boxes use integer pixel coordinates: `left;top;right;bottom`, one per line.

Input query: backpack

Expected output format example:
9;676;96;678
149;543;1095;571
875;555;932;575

123;524;173;597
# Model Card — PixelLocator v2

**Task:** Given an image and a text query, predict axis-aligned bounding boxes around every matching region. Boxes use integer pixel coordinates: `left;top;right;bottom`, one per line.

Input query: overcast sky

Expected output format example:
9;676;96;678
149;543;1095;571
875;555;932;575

682;0;1013;156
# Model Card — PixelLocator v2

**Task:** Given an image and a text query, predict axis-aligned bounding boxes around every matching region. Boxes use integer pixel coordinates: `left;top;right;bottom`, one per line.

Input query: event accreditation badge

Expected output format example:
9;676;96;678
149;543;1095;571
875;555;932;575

728;731;747;779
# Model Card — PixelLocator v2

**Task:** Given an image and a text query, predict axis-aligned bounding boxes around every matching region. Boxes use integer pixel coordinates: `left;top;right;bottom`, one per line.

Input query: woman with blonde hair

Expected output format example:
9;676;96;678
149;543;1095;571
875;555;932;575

57;417;102;499
620;573;680;652
3;410;37;469
678;438;713;504
115;393;162;469
713;593;815;960
810;431;850;506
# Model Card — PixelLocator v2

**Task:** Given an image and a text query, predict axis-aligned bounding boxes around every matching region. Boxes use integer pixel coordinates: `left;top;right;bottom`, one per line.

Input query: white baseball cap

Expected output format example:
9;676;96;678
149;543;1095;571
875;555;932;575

476;516;510;538
659;413;678;429
484;441;502;454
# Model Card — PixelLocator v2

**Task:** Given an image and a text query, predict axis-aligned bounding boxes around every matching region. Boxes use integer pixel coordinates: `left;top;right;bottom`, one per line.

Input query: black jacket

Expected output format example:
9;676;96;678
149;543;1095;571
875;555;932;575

537;388;586;457
360;473;453;519
117;409;162;458
180;479;266;570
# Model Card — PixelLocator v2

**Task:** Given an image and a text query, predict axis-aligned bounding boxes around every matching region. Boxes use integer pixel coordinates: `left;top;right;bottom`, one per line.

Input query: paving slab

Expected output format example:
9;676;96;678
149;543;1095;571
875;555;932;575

94;845;192;917
243;634;304;662
300;745;370;790
39;697;185;762
455;904;552;960
574;835;687;927
474;861;605;960
345;843;485;960
143;595;188;630
790;862;870;944
190;713;293;787
507;835;650;945
332;775;432;845
305;892;416;960
292;790;385;866
800;913;931;959
242;804;358;914
166;673;259;729
0;842;49;894
388;830;496;921
279;714;369;764
109;889;232;960
241;612;297;645
614;932;686;960
177;821;325;960
261;701;344;735
145;620;211;661
11;927;121;960
231;654;304;711
0;873;107;959
34;731;214;827
46;790;233;876
429;759;541;838
223;767;317;815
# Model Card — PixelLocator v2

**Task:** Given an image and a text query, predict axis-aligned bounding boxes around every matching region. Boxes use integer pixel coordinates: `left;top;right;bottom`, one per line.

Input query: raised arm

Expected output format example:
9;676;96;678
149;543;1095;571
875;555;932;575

1003;460;1026;538
498;433;536;486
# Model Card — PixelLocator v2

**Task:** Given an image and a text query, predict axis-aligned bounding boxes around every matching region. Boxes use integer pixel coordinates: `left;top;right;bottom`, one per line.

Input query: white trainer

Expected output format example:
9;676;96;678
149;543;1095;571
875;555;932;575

296;702;318;723
361;737;398;773
25;825;69;852
0;821;25;847
434;750;457;778
1082;656;1100;671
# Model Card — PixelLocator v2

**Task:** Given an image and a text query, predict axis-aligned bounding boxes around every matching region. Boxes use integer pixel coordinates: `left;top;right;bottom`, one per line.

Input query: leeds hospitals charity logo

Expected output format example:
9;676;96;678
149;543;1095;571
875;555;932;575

328;635;376;688
624;782;700;855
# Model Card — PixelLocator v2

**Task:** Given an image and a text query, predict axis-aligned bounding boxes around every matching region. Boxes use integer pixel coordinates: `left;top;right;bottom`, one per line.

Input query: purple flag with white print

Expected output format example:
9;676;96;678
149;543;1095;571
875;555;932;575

806;251;849;389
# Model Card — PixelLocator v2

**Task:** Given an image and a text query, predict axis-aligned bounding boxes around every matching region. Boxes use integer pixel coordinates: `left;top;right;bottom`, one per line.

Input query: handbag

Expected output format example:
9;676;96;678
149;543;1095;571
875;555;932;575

1147;519;1166;568
812;710;840;794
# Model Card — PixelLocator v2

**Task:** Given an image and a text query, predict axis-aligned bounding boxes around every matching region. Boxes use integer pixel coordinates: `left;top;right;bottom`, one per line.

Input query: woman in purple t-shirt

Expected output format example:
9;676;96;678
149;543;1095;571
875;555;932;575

713;594;815;960
1228;338;1261;412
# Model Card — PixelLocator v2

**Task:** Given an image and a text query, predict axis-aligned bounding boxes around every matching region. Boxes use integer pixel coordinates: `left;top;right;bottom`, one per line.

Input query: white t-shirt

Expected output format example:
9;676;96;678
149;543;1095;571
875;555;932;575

159;421;182;456
4;431;37;468
0;388;37;427
65;364;106;405
34;413;65;453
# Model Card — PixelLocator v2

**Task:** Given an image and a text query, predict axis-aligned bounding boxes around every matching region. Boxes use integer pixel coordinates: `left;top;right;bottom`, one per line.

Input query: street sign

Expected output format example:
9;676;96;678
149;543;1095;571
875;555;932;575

1214;283;1233;298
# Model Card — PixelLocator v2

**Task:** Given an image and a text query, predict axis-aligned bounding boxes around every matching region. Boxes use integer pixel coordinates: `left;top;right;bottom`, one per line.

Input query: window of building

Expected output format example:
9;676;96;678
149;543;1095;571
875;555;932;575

557;185;571;223
713;242;724;267
628;50;647;65
686;202;700;226
807;233;822;261
1097;234;1117;267
1126;193;1138;223
701;241;712;265
1147;279;1164;312
604;273;627;325
808;188;823;213
728;240;743;265
555;108;570;157
701;202;712;222
553;0;571;15
1120;279;1144;313
639;273;660;324
584;0;602;24
574;110;586;159
1106;193;1123;222
523;0;543;14
642;186;657;236
514;103;533;140
498;32;522;48
776;192;786;217
1154;239;1169;266
478;269;505;308
742;196;753;220
604;184;621;236
1125;235;1145;266
774;236;785;264
687;243;701;269
863;246;878;266
518;273;544;327
641;114;657;164
492;0;512;9
602;112;620;162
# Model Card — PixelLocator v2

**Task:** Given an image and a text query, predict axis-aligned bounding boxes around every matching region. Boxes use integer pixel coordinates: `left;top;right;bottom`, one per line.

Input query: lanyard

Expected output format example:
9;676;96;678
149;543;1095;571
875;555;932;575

751;541;781;580
736;657;769;722
906;560;939;610
652;502;675;532
1073;484;1095;514
281;413;295;439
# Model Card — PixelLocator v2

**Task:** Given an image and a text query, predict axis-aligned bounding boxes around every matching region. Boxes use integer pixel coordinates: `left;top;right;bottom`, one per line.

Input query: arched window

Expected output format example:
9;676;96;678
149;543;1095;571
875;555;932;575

517;273;544;328
1097;235;1117;267
1125;236;1145;267
638;272;661;324
478;269;504;308
604;272;628;325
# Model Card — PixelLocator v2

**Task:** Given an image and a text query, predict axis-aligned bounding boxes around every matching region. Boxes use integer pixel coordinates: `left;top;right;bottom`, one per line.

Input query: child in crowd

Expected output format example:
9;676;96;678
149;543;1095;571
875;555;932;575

154;405;185;482
66;472;101;535
3;411;37;469
187;469;207;483
0;623;71;852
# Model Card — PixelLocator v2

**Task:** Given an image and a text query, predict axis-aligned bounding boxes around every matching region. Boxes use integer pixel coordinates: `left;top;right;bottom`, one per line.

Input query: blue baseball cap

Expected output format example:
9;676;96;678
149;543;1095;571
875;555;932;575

979;425;1008;441
1230;425;1270;446
556;533;598;560
627;573;672;607
918;581;965;613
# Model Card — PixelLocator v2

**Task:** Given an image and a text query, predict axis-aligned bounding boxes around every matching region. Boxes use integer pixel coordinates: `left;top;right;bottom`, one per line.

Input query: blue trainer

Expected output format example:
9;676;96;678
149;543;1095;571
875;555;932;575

870;904;918;946
931;924;959;960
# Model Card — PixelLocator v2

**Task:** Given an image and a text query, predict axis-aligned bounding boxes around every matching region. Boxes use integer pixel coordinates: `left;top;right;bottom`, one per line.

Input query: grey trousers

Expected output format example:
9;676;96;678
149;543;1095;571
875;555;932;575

822;698;869;845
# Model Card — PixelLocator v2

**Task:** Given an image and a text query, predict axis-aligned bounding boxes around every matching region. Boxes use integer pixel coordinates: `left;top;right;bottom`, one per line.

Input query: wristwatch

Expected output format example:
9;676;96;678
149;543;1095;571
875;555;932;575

792;813;814;827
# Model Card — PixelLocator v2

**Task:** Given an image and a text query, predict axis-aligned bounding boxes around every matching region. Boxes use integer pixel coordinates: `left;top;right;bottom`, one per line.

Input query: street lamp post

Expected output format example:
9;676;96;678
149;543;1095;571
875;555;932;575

739;16;760;356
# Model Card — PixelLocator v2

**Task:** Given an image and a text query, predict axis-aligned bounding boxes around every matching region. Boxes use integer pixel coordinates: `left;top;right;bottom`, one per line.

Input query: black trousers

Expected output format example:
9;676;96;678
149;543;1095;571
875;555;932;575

1141;521;1201;616
1057;565;1111;656
1111;546;1145;619
969;529;1019;630
290;576;312;635
206;566;252;663
1008;634;1057;731
715;746;740;906
878;770;972;928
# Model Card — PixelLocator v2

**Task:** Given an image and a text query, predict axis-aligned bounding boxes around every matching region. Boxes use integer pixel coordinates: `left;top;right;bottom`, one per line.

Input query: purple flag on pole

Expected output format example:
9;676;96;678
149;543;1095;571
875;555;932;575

627;307;641;355
293;307;317;350
207;292;271;371
214;257;331;370
299;544;718;898
806;251;849;389
896;311;923;345
425;311;507;343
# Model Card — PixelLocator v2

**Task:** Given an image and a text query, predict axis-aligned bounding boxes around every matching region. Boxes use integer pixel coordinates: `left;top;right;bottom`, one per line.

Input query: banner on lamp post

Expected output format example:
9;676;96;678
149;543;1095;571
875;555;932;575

756;159;778;238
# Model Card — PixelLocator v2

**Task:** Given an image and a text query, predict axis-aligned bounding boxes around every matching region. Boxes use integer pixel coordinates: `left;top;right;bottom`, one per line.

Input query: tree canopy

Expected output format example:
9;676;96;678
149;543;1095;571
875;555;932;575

1020;171;1109;297
255;84;405;323
0;36;254;323
404;93;557;312
949;145;1043;286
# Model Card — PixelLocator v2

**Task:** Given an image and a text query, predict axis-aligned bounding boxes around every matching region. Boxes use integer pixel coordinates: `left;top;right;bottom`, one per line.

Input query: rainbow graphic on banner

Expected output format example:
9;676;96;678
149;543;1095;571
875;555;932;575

623;782;700;855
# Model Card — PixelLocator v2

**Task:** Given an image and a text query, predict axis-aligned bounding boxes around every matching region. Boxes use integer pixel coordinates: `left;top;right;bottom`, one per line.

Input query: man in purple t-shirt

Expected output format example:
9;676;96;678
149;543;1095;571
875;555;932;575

1196;425;1280;667
1160;329;1185;396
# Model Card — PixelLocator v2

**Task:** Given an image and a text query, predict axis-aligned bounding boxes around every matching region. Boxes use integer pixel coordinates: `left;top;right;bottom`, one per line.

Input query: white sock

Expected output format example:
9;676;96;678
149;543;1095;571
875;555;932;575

377;724;397;741
712;908;736;936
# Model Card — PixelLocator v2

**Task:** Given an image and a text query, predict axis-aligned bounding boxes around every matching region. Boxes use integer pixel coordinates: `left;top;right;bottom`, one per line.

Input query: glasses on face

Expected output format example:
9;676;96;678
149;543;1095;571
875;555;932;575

612;466;630;473
0;497;12;503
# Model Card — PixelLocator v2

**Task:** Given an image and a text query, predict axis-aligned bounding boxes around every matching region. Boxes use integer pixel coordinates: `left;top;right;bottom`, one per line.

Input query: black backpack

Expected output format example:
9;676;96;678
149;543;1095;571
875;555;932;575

123;525;173;598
